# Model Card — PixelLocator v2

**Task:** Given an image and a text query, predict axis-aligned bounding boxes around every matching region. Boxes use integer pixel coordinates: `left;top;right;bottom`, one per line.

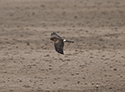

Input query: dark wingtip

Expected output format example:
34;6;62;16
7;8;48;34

56;51;64;54
61;52;64;55
59;52;64;55
51;32;56;35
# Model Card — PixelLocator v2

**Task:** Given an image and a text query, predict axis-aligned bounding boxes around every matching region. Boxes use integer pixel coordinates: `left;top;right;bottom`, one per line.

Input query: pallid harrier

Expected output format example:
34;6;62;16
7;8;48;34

50;32;74;54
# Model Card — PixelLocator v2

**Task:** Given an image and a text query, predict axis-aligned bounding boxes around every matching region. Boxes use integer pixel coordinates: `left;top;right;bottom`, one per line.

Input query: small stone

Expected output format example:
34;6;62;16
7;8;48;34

114;68;117;71
77;81;80;84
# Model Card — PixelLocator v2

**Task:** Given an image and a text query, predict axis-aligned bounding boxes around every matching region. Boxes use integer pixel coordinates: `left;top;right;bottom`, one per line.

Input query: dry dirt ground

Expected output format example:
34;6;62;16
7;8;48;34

0;0;125;92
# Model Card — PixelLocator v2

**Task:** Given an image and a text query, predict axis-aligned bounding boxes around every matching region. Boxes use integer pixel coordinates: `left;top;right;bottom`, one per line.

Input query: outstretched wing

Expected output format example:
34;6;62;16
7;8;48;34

51;32;62;39
54;39;64;54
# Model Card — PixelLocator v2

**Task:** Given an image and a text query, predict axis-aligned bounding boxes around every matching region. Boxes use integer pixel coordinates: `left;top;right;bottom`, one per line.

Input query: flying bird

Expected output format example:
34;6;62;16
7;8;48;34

50;32;74;54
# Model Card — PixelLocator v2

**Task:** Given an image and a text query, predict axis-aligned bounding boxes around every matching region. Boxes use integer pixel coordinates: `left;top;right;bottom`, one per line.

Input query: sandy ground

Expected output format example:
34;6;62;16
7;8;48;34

0;0;125;92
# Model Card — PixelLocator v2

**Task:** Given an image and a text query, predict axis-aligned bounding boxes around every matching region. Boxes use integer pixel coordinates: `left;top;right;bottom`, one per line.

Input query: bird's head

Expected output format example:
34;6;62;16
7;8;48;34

50;37;55;41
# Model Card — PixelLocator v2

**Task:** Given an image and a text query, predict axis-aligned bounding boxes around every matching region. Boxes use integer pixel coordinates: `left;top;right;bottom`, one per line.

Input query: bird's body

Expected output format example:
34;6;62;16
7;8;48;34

50;32;74;54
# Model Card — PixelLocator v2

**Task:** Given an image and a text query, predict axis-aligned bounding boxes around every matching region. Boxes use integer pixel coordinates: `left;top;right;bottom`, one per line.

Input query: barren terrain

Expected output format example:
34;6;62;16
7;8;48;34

0;0;125;92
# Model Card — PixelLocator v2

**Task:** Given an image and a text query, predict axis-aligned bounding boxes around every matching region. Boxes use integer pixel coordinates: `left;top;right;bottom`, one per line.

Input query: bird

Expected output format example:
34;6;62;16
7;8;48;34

50;32;74;54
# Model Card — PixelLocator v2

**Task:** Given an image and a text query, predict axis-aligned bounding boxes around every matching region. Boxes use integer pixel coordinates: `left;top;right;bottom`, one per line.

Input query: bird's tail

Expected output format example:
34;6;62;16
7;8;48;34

63;39;74;43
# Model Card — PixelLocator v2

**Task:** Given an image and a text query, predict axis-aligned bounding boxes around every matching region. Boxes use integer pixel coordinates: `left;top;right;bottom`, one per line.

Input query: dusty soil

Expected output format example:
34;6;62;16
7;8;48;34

0;0;125;92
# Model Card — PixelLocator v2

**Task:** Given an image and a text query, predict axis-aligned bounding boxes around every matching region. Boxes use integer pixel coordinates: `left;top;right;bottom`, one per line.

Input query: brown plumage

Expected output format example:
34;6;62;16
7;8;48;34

50;32;74;54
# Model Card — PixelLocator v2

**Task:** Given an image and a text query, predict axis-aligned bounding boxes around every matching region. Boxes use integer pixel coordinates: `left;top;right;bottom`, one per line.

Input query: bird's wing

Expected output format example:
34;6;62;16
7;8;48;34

54;39;64;54
51;32;62;39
